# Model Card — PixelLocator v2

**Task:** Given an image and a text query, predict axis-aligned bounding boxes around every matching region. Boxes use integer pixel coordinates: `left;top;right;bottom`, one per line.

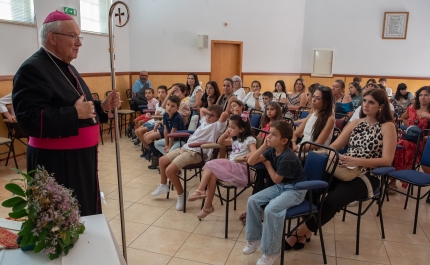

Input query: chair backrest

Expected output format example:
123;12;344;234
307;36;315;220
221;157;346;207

250;113;261;129
303;152;329;182
414;129;430;168
335;119;346;131
243;87;250;94
126;89;132;99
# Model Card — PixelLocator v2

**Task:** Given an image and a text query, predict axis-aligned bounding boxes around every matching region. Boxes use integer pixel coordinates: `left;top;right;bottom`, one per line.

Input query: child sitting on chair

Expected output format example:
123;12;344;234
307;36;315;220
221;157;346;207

151;105;229;211
188;114;256;219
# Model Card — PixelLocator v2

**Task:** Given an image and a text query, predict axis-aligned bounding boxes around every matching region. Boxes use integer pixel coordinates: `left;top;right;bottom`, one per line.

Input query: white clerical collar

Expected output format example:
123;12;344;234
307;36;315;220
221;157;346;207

42;46;68;64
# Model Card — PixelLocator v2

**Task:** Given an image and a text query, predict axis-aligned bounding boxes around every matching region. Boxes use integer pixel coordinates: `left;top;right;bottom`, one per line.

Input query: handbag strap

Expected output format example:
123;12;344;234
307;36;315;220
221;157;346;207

357;175;374;198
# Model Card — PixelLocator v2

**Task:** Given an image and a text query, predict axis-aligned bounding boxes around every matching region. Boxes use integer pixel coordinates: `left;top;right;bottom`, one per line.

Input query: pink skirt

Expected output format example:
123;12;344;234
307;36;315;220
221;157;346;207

203;159;249;187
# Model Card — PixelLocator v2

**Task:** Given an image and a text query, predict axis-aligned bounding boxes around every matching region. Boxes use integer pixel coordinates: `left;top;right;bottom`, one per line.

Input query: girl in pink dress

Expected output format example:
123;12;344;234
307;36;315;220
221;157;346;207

188;114;257;220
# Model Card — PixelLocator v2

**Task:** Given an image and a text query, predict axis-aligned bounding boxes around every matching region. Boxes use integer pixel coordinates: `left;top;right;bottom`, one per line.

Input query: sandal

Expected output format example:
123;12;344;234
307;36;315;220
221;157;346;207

188;190;206;201
197;206;215;220
293;234;310;250
284;232;299;250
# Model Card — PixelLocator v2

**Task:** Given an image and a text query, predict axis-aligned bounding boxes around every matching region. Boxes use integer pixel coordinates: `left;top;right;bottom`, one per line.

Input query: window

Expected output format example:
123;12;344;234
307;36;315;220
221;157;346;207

0;0;35;26
80;0;111;34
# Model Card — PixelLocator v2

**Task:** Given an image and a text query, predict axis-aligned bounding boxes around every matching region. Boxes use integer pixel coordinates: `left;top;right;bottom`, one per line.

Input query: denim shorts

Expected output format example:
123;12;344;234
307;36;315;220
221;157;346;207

143;121;155;131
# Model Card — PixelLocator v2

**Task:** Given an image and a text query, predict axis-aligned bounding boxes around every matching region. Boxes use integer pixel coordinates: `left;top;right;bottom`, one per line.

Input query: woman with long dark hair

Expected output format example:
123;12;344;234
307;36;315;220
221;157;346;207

201;81;221;109
272;80;287;103
392;83;414;108
186;73;203;108
292;85;335;151
349;81;363;109
285;89;396;250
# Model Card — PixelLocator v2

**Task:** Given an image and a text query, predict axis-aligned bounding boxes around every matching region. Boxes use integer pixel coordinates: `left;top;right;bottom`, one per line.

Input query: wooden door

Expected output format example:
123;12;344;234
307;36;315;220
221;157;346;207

210;40;243;86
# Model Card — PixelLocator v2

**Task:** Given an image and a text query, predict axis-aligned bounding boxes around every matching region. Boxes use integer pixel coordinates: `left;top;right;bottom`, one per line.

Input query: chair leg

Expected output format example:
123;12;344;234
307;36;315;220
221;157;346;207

5;139;13;166
11;143;18;169
413;187;421;234
100;125;104;145
217;184;223;206
287;219;291;233
225;188;230;239
183;170;187;213
166;181;170;199
280;219;287;264
356;201;363;255
342;206;347;221
404;184;412;209
378;196;385;239
234;188;237;210
318;219;327;264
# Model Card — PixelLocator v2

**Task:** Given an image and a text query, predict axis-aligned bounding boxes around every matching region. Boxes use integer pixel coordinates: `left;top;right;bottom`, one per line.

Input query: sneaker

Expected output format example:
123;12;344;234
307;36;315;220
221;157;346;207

257;253;281;265
176;191;189;211
348;201;358;207
151;184;170;197
242;240;260;255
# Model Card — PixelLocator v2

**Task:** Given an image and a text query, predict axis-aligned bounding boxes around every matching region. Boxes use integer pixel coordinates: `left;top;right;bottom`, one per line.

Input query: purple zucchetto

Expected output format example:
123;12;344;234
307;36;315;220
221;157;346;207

43;10;73;24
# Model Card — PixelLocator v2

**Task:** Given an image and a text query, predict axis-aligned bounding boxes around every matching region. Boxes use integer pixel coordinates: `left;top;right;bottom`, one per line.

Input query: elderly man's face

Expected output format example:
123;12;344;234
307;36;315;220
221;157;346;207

233;79;241;89
51;20;82;63
140;71;148;82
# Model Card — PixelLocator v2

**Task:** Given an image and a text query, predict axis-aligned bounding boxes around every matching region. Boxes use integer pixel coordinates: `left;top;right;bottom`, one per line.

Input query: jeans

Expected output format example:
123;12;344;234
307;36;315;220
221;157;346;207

154;139;185;155
245;183;306;255
142;121;155;131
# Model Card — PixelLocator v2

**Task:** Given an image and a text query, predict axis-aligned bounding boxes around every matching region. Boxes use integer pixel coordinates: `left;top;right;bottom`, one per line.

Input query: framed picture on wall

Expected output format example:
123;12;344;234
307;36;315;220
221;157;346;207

382;12;409;39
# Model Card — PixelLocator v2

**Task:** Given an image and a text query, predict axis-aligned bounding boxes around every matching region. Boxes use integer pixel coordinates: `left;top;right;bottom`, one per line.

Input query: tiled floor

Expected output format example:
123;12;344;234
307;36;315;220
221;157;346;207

1;135;430;265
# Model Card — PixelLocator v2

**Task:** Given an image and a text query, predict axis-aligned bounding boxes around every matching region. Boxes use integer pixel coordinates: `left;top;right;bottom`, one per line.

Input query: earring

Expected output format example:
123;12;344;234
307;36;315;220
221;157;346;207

378;109;381;113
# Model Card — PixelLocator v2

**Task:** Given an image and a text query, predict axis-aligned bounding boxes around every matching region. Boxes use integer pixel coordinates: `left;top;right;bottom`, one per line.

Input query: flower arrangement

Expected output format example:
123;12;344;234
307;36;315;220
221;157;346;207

1;167;85;260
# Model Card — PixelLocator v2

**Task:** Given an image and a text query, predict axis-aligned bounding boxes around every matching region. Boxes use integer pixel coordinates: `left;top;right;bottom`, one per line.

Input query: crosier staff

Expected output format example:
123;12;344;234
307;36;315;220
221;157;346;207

108;1;130;262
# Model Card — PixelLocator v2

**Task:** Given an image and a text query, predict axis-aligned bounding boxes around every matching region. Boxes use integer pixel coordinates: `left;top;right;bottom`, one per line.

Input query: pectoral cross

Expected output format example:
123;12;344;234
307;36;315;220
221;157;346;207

115;8;125;25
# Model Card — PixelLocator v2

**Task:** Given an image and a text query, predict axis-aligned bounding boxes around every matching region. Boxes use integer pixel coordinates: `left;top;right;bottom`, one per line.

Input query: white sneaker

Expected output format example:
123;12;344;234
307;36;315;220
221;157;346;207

176;191;189;211
348;201;359;207
257;252;281;265
242;240;260;255
151;184;170;197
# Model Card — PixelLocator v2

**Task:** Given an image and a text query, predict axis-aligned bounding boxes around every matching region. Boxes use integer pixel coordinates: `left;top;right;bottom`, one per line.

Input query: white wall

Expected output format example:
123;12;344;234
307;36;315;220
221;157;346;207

128;0;306;73
0;0;130;75
301;0;430;77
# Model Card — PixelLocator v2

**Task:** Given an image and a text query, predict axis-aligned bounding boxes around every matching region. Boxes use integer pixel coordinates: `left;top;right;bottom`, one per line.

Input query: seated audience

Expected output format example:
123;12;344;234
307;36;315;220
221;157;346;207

201;81;221;109
259;102;283;138
134;86;166;147
392;86;430;190
292;85;334;152
306;83;320;107
353;77;362;87
392;83;414;108
187;73;203;109
229;99;245;115
286;78;307;111
188;114;256;219
232;75;246;101
130;70;152;110
379;77;392;97
349;81;363;109
272;80;287;103
242;80;264;110
285;89;396;252
243;121;306;264
216;78;238;113
0;92;15;122
350;83;394;121
332;79;354;119
261;91;273;111
152;105;229;211
133;88;158;133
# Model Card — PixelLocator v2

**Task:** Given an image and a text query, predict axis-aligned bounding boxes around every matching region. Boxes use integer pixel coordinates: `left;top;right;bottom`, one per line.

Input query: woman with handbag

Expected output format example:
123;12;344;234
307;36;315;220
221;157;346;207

284;89;396;250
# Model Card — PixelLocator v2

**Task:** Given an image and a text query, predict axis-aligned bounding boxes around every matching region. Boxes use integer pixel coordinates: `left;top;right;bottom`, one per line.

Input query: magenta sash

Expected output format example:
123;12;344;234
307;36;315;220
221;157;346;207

29;125;99;150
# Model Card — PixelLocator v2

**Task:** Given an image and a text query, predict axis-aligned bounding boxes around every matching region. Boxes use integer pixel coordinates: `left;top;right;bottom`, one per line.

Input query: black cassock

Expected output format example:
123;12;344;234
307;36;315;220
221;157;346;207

12;48;109;216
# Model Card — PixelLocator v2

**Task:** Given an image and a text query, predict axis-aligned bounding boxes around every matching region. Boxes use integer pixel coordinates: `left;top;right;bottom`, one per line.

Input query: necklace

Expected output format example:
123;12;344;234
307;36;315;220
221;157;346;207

43;48;96;123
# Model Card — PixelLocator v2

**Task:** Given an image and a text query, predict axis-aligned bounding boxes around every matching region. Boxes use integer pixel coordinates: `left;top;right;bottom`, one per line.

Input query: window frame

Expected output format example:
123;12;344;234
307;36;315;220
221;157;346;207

0;0;36;27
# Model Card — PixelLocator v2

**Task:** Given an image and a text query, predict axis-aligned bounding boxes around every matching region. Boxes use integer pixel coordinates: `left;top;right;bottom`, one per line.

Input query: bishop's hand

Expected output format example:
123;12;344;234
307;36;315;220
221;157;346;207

102;89;121;112
75;95;96;119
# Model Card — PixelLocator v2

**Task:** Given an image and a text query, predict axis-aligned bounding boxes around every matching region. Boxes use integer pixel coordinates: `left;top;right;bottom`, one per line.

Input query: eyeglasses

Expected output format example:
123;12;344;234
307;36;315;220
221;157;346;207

206;113;219;118
53;32;83;42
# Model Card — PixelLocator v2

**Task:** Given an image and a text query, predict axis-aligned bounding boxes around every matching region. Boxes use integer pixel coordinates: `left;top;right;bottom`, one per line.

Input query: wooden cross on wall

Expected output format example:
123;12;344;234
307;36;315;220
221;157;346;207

115;8;125;25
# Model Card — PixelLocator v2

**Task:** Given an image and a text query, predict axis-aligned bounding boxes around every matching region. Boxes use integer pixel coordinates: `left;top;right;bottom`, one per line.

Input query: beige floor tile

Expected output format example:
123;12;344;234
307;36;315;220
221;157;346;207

335;234;390;264
334;215;382;239
109;218;149;246
384;240;430;265
130;226;190;256
193;214;244;240
153;208;202;233
281;250;336;265
126;248;171;265
336;258;387;265
377;220;430;246
224;241;268;265
136;192;177;208
122;203;169;225
99;181;119;195
106;186;152;202
167;257;207;265
175;234;235;265
125;175;163;189
299;232;336;257
372;203;415;225
101;198;133;218
99;171;141;185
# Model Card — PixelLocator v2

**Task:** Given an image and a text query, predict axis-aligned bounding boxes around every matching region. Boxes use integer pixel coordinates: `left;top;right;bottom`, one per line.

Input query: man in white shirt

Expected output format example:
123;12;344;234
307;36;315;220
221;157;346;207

0;93;16;122
232;75;246;101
